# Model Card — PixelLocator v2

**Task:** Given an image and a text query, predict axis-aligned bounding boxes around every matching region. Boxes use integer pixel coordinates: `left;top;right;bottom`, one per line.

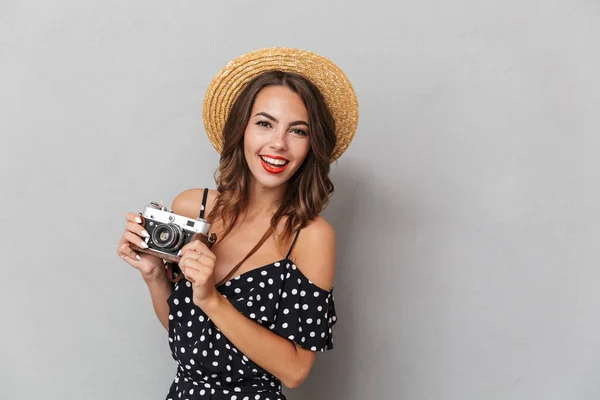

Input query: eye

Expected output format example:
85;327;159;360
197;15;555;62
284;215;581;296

291;128;308;136
256;120;272;128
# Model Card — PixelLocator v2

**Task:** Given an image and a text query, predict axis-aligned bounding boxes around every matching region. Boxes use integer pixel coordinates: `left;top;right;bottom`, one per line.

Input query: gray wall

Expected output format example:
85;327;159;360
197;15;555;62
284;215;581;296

2;1;599;399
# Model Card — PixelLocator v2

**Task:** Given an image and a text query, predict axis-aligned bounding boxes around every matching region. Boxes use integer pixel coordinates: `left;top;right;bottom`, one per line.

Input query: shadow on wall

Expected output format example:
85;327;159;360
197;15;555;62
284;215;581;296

284;160;398;400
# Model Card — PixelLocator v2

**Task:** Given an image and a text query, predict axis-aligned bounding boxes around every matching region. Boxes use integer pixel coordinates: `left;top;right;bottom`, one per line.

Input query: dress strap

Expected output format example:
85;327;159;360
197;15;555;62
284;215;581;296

286;230;301;259
199;188;209;219
215;227;273;287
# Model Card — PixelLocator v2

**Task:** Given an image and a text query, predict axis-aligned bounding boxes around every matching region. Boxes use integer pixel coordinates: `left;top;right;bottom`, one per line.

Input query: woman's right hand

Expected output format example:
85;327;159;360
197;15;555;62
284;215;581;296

117;212;165;280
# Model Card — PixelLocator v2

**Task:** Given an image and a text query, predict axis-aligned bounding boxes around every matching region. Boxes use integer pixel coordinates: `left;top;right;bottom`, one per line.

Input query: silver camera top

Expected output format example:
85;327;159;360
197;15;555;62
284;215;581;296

148;201;171;212
141;202;211;235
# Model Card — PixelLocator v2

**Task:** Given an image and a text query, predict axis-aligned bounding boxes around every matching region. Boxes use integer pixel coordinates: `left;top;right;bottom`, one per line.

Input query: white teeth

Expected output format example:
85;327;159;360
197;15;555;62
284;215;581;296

260;156;288;166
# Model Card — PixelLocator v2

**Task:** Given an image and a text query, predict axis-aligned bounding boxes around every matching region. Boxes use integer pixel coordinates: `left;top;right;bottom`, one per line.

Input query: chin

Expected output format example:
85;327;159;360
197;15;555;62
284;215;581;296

249;165;293;190
253;175;290;190
246;153;306;191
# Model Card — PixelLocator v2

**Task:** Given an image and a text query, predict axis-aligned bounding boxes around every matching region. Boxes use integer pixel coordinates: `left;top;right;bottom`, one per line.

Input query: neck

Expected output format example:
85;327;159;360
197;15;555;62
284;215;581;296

244;178;287;220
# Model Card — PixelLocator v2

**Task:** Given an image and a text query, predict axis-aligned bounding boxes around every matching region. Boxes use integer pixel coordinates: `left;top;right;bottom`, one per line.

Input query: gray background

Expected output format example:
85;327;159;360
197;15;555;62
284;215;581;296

1;0;599;399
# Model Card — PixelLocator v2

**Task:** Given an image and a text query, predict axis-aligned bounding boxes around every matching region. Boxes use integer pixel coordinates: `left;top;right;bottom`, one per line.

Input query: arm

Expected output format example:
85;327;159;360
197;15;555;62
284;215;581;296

118;212;173;331
181;216;337;388
202;291;317;388
142;268;173;331
142;188;216;330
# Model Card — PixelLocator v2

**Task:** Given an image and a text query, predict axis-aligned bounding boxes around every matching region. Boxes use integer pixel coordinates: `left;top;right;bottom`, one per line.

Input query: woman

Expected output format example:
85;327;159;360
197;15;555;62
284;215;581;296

117;47;359;399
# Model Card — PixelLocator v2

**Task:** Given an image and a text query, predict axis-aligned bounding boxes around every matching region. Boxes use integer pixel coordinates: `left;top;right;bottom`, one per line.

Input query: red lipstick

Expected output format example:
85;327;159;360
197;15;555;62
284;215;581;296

259;155;289;174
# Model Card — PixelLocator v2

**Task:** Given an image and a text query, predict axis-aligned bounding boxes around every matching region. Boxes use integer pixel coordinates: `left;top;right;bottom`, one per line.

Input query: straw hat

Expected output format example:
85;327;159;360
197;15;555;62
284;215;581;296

202;47;359;162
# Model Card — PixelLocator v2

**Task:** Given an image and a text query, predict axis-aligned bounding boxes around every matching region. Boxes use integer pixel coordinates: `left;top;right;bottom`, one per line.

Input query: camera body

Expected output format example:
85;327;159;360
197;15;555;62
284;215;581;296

137;201;216;263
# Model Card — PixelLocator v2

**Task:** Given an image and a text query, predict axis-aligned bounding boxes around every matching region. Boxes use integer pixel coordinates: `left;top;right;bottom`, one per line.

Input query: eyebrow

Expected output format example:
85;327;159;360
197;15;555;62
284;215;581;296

254;112;309;127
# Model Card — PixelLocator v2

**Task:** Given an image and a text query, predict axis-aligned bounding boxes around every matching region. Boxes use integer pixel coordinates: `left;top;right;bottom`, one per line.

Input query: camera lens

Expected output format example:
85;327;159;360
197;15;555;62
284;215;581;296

151;223;184;250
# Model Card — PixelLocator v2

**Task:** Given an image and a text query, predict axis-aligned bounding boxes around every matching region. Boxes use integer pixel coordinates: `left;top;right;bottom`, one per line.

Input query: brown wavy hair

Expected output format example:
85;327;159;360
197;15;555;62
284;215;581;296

208;70;336;249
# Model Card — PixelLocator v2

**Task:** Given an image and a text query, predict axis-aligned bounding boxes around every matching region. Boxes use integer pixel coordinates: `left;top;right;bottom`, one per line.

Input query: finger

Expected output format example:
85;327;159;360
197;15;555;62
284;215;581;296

183;268;196;284
117;242;127;257
126;221;149;239
181;267;197;283
123;231;149;250
193;251;205;264
193;249;216;265
179;240;208;257
181;264;210;284
184;258;215;283
193;251;213;269
117;242;131;257
118;243;139;261
179;253;209;273
121;253;142;263
181;242;216;260
179;258;196;281
180;240;205;252
184;249;209;264
126;212;143;224
118;243;142;261
179;254;197;271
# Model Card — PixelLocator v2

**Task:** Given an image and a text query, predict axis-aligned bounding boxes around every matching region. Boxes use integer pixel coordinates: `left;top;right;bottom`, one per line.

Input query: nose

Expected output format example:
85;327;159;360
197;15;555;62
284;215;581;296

268;128;288;151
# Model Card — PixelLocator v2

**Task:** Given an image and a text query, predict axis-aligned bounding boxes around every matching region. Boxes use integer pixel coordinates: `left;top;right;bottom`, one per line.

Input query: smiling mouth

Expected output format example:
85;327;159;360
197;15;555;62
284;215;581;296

259;155;289;174
260;155;289;167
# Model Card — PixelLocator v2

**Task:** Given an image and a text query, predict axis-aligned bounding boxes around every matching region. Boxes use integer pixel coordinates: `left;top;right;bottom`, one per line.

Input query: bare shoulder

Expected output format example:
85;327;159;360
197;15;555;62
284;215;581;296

171;188;218;219
291;216;336;291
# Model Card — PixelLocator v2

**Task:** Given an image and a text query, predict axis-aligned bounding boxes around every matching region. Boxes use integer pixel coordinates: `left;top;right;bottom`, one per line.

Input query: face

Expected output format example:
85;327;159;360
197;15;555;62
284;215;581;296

243;85;311;190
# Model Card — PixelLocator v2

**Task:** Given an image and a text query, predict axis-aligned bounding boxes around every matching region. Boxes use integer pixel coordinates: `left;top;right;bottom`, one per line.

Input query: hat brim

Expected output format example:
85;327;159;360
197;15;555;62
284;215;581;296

203;47;359;162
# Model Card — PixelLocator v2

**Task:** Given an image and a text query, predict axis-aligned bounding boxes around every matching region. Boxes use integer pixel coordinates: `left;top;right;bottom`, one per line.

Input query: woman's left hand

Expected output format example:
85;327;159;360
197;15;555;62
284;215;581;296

178;240;219;309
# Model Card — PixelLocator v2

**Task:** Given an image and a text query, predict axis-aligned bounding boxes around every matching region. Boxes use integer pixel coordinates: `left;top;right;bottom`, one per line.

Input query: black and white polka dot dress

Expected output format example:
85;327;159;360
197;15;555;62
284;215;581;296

165;235;337;400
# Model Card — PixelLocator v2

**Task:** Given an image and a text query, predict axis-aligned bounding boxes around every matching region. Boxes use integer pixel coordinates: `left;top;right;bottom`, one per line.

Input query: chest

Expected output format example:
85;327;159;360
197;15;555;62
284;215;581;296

209;223;287;285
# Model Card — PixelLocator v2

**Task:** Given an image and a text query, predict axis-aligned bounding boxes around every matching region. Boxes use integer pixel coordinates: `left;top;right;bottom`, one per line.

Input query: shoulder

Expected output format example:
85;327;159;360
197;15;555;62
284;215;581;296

290;216;336;291
171;188;218;219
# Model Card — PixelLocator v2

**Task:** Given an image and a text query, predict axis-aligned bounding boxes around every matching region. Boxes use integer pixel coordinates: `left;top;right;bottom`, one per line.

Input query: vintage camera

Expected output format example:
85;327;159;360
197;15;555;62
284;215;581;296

133;201;216;264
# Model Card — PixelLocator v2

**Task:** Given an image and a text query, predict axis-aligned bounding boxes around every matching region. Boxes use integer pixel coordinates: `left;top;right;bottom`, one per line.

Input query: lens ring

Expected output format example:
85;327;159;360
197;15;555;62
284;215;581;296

151;224;184;250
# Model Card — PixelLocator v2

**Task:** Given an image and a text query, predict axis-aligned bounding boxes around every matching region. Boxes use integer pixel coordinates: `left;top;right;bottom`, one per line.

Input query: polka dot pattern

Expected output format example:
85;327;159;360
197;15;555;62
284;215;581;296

165;259;337;399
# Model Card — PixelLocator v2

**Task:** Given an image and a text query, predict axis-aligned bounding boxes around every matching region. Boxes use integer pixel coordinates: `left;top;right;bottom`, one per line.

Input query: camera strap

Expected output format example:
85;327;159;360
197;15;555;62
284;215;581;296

215;226;273;287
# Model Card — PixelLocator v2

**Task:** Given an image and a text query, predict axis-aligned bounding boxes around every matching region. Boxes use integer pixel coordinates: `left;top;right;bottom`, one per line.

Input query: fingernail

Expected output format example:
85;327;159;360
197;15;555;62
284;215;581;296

136;255;142;261
140;241;149;249
141;230;149;238
176;250;182;257
121;255;126;259
135;217;142;224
